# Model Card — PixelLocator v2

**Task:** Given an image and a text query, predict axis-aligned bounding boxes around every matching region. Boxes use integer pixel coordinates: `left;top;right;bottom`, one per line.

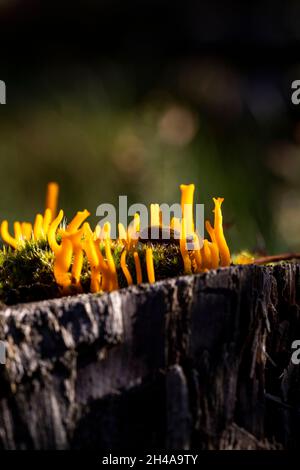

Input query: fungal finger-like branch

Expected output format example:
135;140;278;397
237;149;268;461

67;209;90;234
53;238;73;290
21;222;32;241
180;183;195;236
43;208;52;236
45;182;59;221
179;218;192;274
134;251;143;284
146;247;155;283
213;197;231;266
48;209;64;253
120;249;133;286
1;220;18;249
33;213;44;240
13;222;23;245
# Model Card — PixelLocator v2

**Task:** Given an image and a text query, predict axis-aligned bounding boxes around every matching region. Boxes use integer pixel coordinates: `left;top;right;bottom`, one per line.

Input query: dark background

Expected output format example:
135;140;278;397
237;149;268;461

1;0;300;253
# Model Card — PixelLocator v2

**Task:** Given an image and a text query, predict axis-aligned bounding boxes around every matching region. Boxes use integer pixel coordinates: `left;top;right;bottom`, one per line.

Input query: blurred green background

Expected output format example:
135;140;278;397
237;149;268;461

1;0;300;254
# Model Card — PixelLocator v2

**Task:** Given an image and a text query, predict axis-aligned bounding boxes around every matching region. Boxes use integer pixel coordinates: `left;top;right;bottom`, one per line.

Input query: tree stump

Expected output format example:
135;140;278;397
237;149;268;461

0;263;299;449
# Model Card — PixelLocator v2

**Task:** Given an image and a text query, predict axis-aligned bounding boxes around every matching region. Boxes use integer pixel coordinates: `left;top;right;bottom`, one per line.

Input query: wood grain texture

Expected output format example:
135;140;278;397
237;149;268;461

0;263;299;449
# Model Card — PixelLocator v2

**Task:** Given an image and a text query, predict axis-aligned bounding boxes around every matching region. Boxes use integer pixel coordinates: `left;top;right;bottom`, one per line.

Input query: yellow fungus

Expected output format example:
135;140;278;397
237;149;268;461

48;209;64;253
105;238;118;291
150;204;160;227
13;222;23;244
1;221;18;249
43;208;52;236
192;233;202;273
207;240;219;269
103;221;111;240
180;184;195;236
127;213;140;248
67;209;90;234
120;250;133;286
82;222;93;240
179;218;192;274
171;217;181;242
205;221;220;269
146;247;155;283
213;197;231;266
0;180;232;296
71;249;84;289
45;182;59;221
84;238;101;293
134;251;143;284
94;241;110;291
33;214;44;240
134;213;140;233
53;239;73;290
21;222;32;241
94;224;102;240
201;239;212;270
118;223;127;243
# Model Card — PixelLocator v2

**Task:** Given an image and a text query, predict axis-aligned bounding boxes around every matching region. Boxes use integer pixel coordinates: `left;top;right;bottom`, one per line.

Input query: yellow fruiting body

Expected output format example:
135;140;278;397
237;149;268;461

1;220;18;249
179;218;192;274
213;197;231;266
146;247;155;283
0;181;232;296
180;184;195;236
134;251;143;284
45;182;59;221
150;204;160;228
121;250;133;286
33;214;44;240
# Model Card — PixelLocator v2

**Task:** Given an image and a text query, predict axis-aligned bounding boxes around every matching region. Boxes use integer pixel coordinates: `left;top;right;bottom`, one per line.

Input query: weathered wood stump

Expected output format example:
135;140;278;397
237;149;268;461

0;263;299;449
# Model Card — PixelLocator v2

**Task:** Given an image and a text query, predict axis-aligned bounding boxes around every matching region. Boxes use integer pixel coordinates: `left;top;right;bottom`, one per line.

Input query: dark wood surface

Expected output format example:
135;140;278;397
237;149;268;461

0;263;299;449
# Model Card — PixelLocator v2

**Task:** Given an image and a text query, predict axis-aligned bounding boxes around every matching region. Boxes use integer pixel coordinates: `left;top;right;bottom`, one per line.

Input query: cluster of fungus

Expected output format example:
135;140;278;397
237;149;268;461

0;182;231;298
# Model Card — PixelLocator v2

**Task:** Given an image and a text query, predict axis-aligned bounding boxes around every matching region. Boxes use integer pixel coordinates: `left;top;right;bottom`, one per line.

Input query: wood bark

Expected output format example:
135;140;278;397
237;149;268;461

0;263;299;449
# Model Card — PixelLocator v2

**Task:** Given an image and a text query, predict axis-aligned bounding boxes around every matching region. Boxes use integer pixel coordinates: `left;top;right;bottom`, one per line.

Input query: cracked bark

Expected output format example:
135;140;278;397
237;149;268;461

0;263;299;449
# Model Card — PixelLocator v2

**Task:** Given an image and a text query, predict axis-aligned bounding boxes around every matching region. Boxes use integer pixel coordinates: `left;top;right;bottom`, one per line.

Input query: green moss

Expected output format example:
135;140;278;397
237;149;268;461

0;239;58;304
0;239;184;305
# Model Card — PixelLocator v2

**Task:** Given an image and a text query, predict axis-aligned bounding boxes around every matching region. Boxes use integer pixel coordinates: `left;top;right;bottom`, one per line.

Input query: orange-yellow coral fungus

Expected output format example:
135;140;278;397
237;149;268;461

150;204;160;228
192;233;202;273
48;209;91;291
127;213;140;249
71;249;84;289
179;218;192;274
118;223;128;244
0;181;232;298
1;220;18;249
121;250;133;286
146;247;155;283
43;208;52;236
213;197;231;266
134;251;143;284
48;209;64;253
170;216;181;235
207;240;219;269
13;222;22;243
180;184;195;236
45;182;59;221
33;214;44;240
84;238;102;293
105;238;119;291
53;239;73;291
67;209;90;234
21;222;33;241
201;239;212;270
